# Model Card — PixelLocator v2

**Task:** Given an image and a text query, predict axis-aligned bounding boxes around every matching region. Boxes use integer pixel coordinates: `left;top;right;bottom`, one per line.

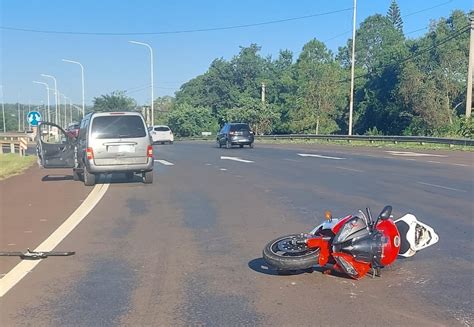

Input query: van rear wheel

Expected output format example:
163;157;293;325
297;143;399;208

83;168;96;186
143;171;153;184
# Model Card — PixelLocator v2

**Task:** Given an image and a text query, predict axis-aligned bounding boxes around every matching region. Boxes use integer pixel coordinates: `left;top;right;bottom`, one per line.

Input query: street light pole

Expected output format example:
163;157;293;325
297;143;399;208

62;59;85;117
348;0;357;135
0;85;5;133
41;74;58;125
129;40;154;126
33;81;51;123
61;94;68;127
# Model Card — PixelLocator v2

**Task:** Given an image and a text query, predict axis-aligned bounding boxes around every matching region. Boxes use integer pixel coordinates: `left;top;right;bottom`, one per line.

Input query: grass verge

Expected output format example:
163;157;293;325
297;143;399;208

0;154;36;181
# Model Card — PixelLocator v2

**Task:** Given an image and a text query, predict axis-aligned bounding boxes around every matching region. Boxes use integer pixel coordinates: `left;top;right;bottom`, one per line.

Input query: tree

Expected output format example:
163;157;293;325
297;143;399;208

293;39;345;134
167;103;218;137
92;91;136;112
387;0;403;32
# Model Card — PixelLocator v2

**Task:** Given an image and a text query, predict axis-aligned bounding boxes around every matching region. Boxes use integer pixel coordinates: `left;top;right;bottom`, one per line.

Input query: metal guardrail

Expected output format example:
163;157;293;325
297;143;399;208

256;134;474;146
0;141;20;154
0;133;35;144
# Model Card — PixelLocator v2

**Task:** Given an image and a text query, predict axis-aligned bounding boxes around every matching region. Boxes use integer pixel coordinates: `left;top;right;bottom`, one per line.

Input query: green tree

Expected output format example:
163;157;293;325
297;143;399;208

92;91;136;112
387;0;403;32
167;104;218;137
293;39;345;134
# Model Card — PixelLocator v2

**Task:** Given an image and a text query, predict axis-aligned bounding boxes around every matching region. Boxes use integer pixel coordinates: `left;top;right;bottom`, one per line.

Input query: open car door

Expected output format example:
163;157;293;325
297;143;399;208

37;122;76;168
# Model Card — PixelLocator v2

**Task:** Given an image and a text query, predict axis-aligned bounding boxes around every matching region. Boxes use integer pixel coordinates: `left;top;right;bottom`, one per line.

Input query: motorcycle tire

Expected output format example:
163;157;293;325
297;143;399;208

263;234;320;271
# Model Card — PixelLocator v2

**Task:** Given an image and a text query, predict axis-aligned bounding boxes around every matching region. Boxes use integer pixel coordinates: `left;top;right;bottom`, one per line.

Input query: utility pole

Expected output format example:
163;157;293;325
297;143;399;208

17;102;21;131
348;0;357;135
261;82;266;103
466;16;474;118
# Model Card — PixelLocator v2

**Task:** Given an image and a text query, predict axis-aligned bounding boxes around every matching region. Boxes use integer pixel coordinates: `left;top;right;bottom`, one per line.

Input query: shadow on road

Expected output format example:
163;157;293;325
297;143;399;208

41;175;74;182
247;258;309;276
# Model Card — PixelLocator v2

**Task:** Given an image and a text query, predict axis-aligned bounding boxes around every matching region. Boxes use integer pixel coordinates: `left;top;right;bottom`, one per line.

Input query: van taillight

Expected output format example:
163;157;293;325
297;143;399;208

86;147;94;160
147;145;153;158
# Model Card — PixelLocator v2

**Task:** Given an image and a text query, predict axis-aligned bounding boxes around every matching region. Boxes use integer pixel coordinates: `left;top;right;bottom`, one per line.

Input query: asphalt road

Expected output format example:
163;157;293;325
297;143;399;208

0;141;473;326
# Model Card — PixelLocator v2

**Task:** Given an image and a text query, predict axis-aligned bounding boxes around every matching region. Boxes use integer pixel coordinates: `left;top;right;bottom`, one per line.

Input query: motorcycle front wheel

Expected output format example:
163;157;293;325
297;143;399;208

263;234;320;271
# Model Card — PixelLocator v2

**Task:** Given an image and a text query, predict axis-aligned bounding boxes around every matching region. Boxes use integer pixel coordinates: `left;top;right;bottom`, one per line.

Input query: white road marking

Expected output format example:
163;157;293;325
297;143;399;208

452;163;469;167
386;151;447;158
427;160;442;164
205;163;212;166
335;166;364;173
220;168;227;171
154;159;174;166
0;181;110;297
220;156;254;163
417;182;466;193
298;153;345;160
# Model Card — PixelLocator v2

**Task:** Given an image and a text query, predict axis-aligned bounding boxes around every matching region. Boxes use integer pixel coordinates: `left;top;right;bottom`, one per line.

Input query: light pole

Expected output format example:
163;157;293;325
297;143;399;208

129;40;154;125
60;94;68;127
69;98;73;124
33;81;51;123
41;74;58;125
0;85;5;133
62;59;85;117
348;0;357;135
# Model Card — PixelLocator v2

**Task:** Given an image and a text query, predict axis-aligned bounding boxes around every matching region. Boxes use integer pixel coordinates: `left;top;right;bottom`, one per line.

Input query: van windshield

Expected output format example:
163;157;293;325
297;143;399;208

91;116;146;139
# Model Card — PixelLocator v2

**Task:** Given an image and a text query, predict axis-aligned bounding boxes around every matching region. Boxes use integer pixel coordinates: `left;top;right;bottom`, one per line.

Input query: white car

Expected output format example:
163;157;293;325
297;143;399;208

149;125;174;144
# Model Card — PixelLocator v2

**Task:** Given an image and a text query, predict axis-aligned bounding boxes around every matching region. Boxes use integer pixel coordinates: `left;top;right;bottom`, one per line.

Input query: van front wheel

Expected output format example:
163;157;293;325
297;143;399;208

143;171;154;184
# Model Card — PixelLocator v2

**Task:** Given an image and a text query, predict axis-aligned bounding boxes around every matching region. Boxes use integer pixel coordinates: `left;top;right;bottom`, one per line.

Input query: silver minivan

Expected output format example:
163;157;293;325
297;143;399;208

37;112;154;186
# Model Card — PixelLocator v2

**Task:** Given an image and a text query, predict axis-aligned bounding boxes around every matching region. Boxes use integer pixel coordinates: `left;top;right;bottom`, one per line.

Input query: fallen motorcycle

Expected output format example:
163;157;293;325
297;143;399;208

262;206;438;279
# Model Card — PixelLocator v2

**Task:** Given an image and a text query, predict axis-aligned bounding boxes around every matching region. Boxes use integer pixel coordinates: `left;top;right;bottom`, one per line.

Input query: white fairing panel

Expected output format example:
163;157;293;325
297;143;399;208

395;214;439;257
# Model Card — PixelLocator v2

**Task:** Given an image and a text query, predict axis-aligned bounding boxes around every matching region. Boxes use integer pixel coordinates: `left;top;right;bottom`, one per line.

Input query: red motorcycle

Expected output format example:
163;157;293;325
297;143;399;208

263;206;439;279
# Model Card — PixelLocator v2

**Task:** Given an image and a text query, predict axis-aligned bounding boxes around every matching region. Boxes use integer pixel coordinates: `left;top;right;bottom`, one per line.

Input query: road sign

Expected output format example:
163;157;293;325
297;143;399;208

27;111;42;126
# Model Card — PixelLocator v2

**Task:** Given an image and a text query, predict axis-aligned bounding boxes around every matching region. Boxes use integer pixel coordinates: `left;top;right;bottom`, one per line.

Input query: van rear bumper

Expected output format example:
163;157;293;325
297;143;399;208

85;159;153;173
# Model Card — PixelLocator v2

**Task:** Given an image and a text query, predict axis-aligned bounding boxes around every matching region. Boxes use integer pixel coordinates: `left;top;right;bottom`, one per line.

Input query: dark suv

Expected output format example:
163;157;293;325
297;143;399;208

217;123;254;148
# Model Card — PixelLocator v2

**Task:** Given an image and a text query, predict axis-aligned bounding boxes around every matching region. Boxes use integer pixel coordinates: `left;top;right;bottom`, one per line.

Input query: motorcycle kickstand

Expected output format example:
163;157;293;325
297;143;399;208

370;267;381;278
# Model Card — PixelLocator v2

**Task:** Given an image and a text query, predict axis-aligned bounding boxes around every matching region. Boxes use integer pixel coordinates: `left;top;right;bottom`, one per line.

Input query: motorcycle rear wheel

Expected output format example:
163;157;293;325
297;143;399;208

263;234;320;271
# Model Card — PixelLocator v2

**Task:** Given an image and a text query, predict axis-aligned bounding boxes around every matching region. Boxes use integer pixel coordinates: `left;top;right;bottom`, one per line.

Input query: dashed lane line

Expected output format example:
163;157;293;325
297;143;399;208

298;153;346;160
417;181;466;193
154;159;174;166
335;166;364;173
220;156;254;163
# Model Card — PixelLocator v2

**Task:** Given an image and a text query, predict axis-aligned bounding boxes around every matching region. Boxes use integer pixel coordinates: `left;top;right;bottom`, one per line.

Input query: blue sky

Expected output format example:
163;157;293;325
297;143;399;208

0;0;471;106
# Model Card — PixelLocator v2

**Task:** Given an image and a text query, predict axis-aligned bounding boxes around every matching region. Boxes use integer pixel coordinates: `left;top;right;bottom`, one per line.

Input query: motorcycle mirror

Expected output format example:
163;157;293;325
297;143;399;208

378;205;393;221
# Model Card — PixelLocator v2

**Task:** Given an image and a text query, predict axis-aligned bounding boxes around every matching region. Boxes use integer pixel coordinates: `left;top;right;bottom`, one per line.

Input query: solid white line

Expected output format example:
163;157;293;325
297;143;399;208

297;153;345;160
154;159;174;166
0;181;110;297
335;166;364;173
417;182;466;193
220;156;254;163
427;160;442;164
220;168;227;171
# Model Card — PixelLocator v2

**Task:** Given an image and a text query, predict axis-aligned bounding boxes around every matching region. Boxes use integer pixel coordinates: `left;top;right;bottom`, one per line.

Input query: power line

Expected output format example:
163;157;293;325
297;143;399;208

336;24;469;84
0;8;352;36
402;0;453;18
321;1;454;43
